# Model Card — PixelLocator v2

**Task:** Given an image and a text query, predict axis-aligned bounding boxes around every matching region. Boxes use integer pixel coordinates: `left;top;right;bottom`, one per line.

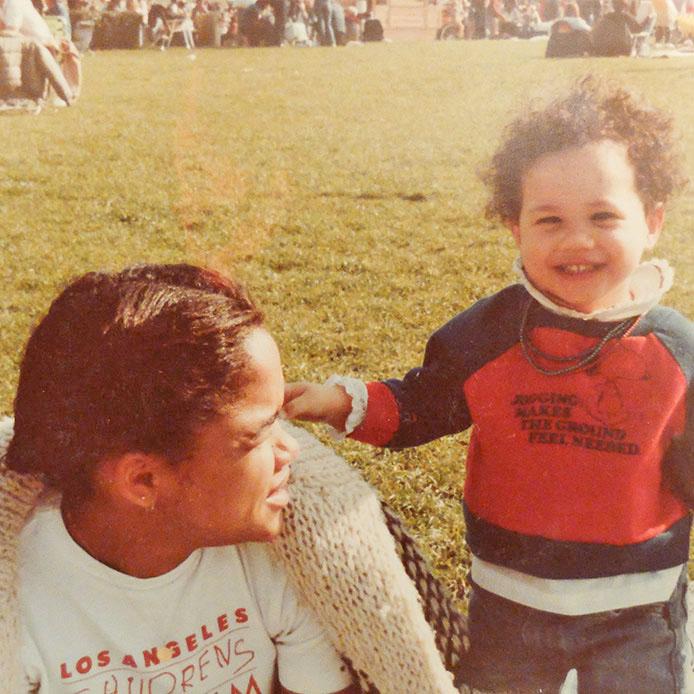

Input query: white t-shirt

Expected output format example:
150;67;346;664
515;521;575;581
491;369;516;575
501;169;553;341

19;495;352;694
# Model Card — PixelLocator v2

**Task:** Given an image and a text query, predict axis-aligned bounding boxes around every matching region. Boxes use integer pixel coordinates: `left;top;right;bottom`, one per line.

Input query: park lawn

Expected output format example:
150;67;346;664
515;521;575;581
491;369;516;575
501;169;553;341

1;39;692;600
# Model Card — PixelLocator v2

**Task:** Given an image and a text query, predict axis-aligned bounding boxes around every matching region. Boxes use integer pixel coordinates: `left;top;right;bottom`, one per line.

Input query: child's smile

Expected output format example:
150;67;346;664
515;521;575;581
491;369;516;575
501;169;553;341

558;264;604;275
510;139;664;314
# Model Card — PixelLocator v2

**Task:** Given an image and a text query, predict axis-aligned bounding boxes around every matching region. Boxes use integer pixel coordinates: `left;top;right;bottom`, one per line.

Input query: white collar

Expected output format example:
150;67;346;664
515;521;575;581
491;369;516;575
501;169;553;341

513;257;674;322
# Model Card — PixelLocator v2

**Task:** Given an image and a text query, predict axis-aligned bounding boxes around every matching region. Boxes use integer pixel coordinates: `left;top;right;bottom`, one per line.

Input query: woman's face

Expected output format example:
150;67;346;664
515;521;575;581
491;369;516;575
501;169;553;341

161;329;299;549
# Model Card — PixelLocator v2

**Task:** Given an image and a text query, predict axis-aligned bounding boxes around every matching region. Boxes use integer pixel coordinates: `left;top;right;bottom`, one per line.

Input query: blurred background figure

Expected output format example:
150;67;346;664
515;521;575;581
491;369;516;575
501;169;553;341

286;0;313;45
1;0;55;43
314;0;335;44
561;1;591;29
0;0;80;98
591;0;651;55
168;0;195;47
652;0;678;43
331;0;346;43
148;0;171;47
270;0;288;44
44;0;70;38
238;0;274;45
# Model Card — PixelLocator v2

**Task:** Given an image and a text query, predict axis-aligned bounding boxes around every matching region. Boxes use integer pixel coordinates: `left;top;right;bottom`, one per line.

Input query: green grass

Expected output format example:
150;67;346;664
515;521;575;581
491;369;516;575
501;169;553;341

1;40;692;600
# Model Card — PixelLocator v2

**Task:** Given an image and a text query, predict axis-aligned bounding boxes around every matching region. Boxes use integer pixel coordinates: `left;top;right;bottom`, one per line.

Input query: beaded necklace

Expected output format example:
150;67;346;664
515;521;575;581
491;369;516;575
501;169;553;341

519;299;639;377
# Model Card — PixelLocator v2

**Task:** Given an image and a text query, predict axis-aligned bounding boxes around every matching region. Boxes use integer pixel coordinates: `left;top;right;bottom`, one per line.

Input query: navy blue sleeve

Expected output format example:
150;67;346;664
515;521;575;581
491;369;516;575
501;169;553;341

384;284;527;449
662;386;694;508
641;307;694;508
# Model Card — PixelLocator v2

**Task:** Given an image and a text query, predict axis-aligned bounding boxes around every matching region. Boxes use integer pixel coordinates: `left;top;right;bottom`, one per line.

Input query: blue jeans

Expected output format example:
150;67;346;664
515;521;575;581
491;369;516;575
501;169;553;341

461;569;692;693
314;0;335;45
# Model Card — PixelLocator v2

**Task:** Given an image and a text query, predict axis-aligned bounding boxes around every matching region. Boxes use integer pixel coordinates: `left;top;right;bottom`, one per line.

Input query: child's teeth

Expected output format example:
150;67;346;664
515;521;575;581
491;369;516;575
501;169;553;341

564;264;593;274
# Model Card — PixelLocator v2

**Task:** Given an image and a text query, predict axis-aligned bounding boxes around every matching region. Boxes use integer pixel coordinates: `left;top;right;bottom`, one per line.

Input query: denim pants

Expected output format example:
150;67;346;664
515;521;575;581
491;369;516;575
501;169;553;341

462;569;692;693
314;0;335;45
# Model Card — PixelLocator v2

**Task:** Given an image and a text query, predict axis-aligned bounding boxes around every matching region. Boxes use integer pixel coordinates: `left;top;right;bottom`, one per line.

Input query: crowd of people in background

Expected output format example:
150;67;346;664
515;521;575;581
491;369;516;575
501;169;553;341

437;0;693;46
233;0;364;47
9;0;694;49
28;0;382;48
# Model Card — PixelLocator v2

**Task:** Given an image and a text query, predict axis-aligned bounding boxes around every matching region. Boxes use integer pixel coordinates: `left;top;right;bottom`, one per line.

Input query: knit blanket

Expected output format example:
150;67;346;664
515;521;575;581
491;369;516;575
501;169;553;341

273;422;459;692
0;417;44;690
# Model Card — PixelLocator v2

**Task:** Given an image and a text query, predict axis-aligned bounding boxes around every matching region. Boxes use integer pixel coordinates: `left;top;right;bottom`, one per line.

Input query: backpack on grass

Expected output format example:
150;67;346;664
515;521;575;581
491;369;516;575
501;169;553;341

363;18;384;41
545;20;592;57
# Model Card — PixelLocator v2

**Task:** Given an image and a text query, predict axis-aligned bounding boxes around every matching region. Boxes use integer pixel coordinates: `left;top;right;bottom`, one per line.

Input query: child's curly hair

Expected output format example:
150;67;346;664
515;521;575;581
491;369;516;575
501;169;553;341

482;76;688;223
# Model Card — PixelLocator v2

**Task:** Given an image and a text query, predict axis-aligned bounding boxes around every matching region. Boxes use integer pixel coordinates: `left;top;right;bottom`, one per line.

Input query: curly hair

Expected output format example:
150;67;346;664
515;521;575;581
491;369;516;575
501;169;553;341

482;76;688;224
6;264;264;495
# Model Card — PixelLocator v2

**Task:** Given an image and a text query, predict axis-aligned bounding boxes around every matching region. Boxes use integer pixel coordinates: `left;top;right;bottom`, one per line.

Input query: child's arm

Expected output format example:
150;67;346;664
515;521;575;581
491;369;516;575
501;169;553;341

284;329;473;449
285;287;525;449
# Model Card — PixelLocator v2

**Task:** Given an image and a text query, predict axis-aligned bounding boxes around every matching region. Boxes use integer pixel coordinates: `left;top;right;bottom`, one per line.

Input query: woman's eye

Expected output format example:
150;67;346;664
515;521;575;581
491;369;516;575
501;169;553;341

246;419;279;448
250;431;270;447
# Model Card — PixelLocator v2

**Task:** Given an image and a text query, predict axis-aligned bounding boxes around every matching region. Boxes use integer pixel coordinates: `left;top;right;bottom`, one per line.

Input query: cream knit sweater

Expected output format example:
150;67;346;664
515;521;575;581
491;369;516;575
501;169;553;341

0;417;43;691
0;417;459;693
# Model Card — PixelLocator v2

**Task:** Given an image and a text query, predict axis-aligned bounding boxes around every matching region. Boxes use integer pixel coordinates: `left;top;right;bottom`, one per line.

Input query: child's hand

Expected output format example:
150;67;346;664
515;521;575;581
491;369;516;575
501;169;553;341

283;382;352;432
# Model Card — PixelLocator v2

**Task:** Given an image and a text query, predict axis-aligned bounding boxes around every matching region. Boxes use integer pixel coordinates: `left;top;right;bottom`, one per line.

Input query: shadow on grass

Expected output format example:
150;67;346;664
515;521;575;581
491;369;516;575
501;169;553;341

319;191;430;202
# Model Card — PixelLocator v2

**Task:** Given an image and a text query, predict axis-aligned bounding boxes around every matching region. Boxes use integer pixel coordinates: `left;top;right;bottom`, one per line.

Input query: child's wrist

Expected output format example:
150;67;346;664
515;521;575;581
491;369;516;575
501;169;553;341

324;376;368;436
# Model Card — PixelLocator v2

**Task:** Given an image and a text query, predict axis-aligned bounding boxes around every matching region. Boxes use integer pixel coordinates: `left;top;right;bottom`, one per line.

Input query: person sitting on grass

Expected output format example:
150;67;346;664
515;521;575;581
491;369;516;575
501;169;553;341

284;76;693;693
167;0;195;48
0;0;80;99
7;264;357;694
147;0;171;47
559;1;590;31
238;0;275;46
590;0;651;55
0;0;53;44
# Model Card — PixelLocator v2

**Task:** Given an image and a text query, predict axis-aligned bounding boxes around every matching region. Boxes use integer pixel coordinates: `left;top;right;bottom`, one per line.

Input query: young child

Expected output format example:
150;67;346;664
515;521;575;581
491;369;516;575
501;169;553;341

284;77;693;693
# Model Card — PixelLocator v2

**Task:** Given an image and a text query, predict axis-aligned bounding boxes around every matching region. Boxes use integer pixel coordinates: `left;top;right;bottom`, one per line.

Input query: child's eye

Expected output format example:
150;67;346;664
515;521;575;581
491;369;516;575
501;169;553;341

535;216;561;226
591;211;620;224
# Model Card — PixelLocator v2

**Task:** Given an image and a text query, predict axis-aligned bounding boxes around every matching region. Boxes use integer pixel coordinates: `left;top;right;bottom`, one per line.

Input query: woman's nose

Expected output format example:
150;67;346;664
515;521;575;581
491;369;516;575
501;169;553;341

274;429;299;469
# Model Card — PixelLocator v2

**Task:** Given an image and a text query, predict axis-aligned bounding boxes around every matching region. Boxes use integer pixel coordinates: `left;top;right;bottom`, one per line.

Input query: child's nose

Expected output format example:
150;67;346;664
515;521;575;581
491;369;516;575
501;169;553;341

562;225;596;249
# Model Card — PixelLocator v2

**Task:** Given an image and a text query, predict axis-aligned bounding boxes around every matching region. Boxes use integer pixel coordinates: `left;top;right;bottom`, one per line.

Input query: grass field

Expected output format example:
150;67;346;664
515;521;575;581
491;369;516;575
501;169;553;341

1;40;693;600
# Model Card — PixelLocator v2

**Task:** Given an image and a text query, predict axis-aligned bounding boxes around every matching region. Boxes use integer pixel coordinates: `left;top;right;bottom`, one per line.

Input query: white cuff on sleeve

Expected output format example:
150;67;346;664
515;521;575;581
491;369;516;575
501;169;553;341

324;375;368;439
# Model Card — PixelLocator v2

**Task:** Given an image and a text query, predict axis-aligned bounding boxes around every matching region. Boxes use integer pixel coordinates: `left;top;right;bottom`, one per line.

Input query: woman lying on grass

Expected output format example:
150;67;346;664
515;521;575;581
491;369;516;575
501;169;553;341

7;264;356;693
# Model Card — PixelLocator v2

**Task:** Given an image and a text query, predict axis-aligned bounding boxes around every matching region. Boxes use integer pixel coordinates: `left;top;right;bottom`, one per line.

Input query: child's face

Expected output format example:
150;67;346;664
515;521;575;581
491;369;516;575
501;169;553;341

510;139;664;314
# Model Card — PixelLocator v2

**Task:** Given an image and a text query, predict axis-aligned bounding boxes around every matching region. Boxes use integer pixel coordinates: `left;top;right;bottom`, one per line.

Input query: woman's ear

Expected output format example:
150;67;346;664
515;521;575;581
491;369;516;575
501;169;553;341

96;453;171;511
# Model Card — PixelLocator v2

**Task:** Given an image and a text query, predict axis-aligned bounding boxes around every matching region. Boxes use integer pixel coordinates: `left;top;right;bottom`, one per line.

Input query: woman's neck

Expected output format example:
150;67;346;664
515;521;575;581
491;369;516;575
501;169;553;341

61;495;194;578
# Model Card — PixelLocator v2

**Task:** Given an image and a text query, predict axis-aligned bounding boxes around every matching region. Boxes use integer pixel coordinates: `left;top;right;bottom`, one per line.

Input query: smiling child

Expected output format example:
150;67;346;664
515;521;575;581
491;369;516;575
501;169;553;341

284;76;693;692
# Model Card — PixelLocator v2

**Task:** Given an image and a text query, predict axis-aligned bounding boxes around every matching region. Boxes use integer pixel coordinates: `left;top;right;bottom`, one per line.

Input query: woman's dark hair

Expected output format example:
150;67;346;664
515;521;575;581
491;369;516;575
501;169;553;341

6;264;264;494
482;76;688;223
